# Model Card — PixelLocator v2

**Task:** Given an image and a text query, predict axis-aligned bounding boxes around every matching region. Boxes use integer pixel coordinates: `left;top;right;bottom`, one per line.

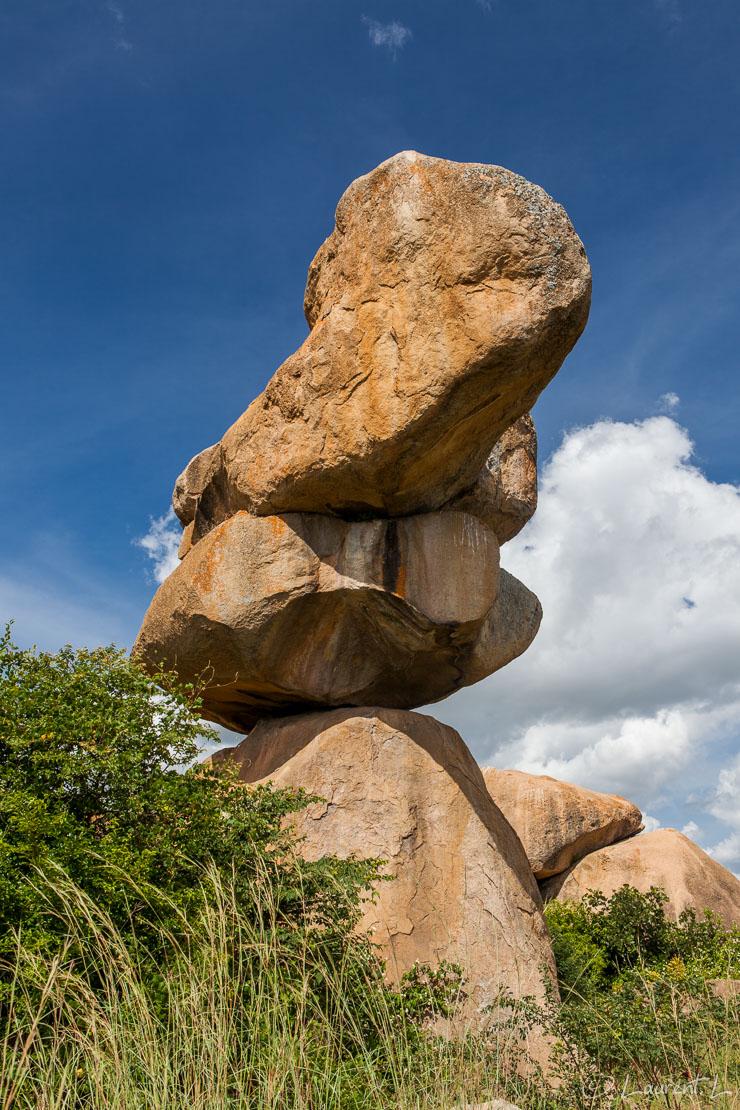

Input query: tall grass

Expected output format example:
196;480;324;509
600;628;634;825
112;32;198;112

0;862;532;1110
2;866;739;1109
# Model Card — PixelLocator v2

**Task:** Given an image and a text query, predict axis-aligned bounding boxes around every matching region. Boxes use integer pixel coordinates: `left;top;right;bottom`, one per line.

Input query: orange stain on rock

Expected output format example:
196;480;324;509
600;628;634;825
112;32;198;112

190;535;225;595
394;559;407;600
268;516;287;541
406;161;436;198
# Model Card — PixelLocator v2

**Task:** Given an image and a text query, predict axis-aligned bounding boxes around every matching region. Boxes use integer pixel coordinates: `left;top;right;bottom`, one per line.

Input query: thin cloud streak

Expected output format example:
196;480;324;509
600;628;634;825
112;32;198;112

654;0;683;30
362;17;412;59
104;0;133;51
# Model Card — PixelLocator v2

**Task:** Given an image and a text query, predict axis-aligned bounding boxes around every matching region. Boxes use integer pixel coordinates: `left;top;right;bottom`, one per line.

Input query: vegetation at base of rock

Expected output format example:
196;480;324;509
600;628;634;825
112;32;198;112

1;869;479;1110
0;625;380;980
546;886;740;997
527;887;740;1106
1;631;739;1108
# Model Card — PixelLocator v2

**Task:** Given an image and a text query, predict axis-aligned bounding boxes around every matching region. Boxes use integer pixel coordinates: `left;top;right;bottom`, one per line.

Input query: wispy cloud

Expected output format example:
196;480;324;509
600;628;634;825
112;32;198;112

654;0;683;30
362;17;412;59
658;391;680;413
136;509;181;584
104;1;133;51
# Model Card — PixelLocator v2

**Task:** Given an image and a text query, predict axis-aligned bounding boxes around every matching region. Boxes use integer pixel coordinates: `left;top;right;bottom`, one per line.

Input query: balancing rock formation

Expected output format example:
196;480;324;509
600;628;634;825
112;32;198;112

134;151;591;1017
136;151;591;728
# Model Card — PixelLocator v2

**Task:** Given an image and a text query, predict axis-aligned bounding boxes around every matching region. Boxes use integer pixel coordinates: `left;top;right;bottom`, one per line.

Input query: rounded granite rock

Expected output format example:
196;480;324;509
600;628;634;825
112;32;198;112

133;509;541;733
482;768;644;880
206;706;557;1033
174;151;590;541
540;829;740;924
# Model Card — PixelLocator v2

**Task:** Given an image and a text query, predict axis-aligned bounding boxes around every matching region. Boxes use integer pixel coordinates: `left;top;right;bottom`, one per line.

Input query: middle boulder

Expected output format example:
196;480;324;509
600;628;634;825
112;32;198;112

133;509;541;732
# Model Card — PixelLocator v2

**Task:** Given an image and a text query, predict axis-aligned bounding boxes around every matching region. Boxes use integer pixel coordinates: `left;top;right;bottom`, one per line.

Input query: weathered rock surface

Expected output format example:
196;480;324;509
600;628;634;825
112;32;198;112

133;509;541;732
462;570;542;689
482;769;643;879
177;413;539;560
174;151;590;541
173;442;220;529
540;829;740;924
442;415;538;544
207;707;557;1023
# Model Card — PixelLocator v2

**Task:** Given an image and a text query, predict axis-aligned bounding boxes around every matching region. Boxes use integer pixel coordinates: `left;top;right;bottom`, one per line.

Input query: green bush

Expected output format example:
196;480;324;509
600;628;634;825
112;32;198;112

546;885;740;1002
4;625;740;1108
537;887;740;1106
0;625;381;970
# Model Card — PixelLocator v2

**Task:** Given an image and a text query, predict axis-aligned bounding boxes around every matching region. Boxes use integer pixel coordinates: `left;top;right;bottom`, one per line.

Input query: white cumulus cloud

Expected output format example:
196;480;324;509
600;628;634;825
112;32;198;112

439;413;740;850
702;755;740;869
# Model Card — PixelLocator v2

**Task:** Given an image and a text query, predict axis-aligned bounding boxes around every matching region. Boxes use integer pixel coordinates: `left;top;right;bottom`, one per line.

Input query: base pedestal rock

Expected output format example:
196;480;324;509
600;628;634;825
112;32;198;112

207;707;557;1025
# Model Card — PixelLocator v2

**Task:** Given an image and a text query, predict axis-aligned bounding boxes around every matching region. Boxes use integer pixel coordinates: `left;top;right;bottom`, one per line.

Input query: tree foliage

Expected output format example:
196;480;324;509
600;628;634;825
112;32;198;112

0;625;381;968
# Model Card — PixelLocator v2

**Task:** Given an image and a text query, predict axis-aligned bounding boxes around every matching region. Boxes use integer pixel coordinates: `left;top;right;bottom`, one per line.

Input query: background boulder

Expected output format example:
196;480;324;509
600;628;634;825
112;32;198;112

482;768;643;879
540;829;740;924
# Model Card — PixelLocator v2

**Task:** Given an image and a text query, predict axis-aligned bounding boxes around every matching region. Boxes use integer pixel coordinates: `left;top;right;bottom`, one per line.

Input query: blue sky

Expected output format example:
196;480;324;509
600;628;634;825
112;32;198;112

2;1;739;865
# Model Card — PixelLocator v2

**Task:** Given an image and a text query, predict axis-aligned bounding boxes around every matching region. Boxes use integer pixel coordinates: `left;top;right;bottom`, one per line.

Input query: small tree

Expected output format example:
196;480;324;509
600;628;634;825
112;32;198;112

0;624;380;965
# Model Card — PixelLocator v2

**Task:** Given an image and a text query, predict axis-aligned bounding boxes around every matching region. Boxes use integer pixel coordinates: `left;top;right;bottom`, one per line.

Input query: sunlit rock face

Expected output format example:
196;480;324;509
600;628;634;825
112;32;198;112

137;151;590;731
540;829;740;925
205;706;558;1033
134;151;593;1021
172;150;590;544
133;510;541;732
482;768;644;879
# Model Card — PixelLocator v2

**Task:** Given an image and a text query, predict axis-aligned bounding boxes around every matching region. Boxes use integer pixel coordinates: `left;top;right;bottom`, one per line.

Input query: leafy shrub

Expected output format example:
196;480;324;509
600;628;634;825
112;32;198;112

538;886;740;1107
4;625;740;1108
546;885;740;1001
0;625;381;972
